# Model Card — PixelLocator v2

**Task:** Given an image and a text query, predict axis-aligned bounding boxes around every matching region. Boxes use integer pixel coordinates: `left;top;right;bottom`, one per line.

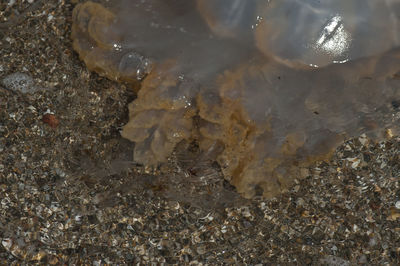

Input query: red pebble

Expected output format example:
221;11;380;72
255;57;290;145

42;114;59;129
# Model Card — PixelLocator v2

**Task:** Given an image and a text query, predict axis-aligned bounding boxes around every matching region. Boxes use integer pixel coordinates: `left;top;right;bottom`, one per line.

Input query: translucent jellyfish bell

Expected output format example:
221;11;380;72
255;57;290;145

255;0;400;67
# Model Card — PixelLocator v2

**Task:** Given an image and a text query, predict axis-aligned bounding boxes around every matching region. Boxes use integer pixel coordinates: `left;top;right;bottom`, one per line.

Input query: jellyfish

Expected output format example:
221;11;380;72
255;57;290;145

71;0;400;198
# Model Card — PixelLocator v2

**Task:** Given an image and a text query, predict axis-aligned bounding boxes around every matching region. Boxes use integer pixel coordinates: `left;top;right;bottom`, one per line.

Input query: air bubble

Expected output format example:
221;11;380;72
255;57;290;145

118;52;153;81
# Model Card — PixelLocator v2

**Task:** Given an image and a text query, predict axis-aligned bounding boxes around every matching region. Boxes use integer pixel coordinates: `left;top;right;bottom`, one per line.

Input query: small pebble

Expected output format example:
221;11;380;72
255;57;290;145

2;72;36;93
42;113;59;129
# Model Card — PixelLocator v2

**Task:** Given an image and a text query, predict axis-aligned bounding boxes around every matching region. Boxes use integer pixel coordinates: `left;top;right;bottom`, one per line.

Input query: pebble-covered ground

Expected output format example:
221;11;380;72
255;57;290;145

0;0;400;264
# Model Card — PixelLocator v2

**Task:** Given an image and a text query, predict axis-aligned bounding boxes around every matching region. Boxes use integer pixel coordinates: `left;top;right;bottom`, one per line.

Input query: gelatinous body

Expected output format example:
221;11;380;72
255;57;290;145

72;0;400;198
256;0;400;66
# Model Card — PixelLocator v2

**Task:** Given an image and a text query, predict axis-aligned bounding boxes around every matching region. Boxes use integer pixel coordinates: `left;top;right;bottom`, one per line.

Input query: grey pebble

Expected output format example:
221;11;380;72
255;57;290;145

2;72;36;93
